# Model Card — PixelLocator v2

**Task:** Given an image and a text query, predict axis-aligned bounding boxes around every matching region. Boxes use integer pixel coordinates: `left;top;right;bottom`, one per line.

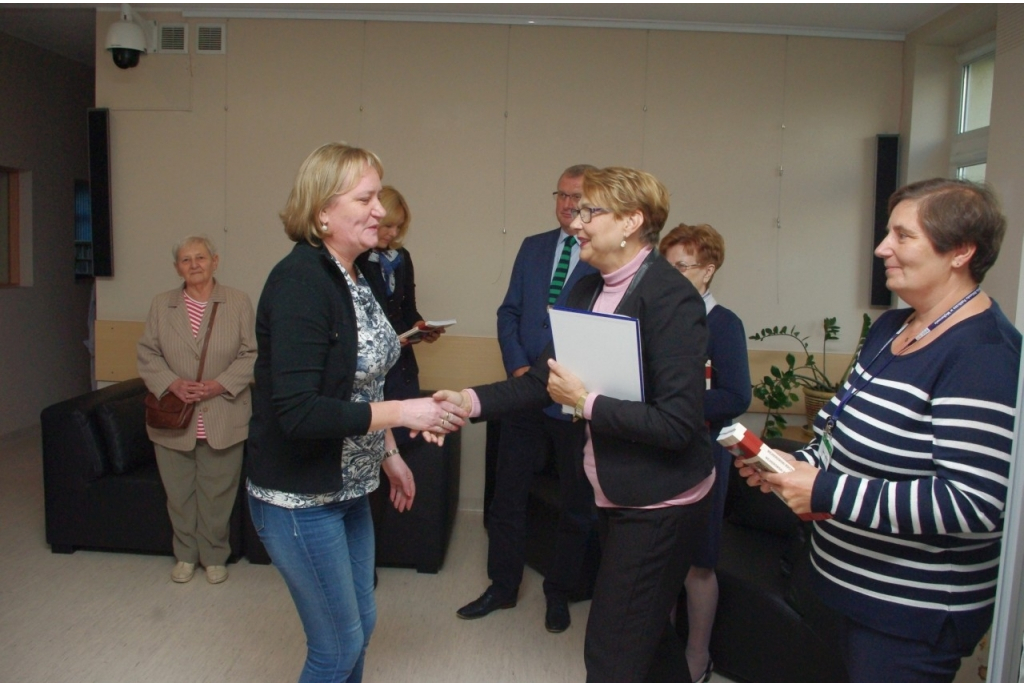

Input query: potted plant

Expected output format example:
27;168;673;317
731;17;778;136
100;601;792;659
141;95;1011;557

749;313;872;438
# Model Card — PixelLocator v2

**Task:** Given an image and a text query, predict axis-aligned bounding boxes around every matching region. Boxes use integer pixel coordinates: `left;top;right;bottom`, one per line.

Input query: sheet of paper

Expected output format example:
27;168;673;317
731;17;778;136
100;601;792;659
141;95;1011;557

548;307;644;413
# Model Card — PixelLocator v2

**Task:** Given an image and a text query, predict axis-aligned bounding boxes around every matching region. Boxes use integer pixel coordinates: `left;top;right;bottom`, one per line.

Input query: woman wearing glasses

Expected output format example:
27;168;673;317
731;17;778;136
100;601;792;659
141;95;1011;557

660;223;750;682
433;166;712;681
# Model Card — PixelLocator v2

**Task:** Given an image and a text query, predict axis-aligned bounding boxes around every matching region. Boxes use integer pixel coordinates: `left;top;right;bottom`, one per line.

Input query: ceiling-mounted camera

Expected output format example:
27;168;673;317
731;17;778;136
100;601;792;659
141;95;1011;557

105;3;156;69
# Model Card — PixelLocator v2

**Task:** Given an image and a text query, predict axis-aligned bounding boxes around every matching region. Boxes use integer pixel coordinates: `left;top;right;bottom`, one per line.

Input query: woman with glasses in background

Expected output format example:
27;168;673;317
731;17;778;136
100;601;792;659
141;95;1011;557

660;223;751;682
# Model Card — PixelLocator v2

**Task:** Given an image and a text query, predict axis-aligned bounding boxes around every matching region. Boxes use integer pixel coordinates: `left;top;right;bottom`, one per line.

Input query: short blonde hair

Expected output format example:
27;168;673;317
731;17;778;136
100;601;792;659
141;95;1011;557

582;167;670;246
172;235;217;261
379;186;412;249
279;143;384;245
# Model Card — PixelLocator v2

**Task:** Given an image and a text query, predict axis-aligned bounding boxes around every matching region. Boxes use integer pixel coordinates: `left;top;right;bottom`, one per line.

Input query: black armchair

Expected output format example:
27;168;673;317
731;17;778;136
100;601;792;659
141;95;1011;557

41;378;244;558
673;437;847;683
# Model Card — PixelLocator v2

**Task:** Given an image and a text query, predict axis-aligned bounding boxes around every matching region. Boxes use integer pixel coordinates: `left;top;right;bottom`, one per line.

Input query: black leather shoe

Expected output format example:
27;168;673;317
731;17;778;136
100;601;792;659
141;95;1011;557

456;587;517;619
545;596;570;633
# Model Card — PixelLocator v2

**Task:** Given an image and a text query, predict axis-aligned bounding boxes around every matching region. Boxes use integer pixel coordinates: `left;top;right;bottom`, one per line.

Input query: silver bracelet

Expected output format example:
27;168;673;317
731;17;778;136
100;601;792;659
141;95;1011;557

384;447;400;459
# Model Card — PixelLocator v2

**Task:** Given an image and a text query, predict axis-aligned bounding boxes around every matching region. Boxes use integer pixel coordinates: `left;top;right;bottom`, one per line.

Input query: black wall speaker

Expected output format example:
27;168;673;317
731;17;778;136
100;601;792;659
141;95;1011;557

870;134;899;307
88;108;113;277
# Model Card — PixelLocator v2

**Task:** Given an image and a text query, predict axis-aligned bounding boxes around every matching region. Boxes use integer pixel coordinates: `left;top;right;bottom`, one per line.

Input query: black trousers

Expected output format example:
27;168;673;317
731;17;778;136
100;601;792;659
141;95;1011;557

487;410;594;600
585;495;711;682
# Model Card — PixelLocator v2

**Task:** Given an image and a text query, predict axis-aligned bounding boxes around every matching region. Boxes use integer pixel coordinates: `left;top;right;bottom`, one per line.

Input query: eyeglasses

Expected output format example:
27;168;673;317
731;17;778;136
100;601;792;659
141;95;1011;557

673;261;706;272
569;207;609;224
552;191;583;202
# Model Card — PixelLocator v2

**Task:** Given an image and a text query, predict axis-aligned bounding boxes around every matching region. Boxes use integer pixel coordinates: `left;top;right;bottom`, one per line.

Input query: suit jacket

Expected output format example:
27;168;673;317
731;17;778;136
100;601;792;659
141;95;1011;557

497;228;597;419
476;250;713;506
137;281;256;451
356;247;422;400
247;241;374;495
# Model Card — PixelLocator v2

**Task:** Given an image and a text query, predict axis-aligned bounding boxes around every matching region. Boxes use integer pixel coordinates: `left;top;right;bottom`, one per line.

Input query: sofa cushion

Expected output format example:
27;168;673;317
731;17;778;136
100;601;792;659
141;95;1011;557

94;395;156;475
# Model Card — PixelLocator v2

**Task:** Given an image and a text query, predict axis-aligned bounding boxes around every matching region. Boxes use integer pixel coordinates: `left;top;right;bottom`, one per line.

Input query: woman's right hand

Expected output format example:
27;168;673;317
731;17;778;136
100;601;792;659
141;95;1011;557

399;395;468;435
734;450;795;492
418;390;473;445
168;378;204;404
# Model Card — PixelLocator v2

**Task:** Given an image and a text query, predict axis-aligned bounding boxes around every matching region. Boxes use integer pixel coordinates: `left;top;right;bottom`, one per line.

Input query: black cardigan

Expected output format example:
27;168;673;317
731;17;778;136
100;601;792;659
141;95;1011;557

247;241;373;494
474;251;713;506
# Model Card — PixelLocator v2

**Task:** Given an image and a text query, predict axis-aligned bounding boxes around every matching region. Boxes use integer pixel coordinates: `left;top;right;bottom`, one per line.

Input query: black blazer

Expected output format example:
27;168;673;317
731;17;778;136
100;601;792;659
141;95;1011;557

248;241;373;495
356;247;422;399
474;250;713;506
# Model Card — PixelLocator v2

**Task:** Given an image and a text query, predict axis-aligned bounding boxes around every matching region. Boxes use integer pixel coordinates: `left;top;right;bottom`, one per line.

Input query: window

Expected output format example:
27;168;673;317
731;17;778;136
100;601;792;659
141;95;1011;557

959;53;994;133
74;179;93;278
951;46;994;181
1;168;19;286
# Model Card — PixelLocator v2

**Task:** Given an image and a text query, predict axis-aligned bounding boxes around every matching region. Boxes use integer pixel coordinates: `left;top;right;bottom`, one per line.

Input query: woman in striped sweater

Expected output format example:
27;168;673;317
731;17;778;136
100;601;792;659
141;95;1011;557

740;178;1021;682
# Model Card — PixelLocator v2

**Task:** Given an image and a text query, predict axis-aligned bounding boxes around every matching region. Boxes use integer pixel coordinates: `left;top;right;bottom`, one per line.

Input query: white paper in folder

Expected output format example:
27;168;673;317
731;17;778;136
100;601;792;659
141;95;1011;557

548;306;644;414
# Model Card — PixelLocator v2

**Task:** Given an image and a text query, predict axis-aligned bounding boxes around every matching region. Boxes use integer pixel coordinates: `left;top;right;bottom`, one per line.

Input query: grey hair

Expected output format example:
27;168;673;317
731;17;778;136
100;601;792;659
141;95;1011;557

562;164;597;179
172;235;218;261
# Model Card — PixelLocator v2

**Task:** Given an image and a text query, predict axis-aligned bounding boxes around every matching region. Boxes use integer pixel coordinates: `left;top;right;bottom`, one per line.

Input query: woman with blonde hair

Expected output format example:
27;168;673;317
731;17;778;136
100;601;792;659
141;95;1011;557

356;186;444;447
247;143;466;682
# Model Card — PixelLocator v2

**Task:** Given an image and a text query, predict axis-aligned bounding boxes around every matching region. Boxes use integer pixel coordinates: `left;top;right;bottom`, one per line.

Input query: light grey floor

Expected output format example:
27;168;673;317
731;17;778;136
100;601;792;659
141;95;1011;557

2;427;990;683
0;430;605;682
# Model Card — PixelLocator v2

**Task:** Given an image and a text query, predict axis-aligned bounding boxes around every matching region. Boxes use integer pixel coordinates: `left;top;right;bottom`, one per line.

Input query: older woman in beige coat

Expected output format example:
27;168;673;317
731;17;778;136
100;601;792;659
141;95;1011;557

138;236;256;584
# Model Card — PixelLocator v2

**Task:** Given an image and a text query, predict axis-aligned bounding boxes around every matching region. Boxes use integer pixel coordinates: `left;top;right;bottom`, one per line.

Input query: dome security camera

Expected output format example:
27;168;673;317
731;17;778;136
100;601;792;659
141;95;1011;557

105;4;156;69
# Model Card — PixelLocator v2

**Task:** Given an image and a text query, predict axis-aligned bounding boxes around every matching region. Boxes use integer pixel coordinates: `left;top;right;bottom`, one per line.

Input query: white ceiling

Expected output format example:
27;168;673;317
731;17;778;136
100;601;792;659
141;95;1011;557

0;3;958;68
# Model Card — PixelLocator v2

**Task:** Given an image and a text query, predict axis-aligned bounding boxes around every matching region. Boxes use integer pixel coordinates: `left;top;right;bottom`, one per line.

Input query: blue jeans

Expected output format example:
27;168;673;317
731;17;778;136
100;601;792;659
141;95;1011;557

249;494;376;683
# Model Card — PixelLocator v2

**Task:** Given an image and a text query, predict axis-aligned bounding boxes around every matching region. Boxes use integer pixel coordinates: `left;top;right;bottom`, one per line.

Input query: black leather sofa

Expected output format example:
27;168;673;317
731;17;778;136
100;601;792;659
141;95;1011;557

40;378;244;558
483;420;845;681
43;380;461;575
673;438;847;683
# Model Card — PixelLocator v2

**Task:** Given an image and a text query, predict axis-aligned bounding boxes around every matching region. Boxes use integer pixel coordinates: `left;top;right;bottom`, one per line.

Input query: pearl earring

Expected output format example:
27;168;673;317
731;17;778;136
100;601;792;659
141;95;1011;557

321;223;329;234
620;235;627;249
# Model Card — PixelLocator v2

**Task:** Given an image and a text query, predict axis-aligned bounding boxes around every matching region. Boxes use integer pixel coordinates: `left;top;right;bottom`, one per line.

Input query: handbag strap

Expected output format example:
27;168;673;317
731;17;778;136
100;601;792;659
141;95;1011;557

195;302;219;382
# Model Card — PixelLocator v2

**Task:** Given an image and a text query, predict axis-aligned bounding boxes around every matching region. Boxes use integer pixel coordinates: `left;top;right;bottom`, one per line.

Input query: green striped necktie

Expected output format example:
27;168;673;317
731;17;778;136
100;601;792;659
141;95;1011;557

548;236;576;305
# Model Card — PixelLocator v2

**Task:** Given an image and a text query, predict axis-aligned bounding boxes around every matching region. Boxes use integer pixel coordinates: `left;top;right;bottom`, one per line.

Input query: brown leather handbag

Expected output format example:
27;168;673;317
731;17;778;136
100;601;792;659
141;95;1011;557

144;302;220;430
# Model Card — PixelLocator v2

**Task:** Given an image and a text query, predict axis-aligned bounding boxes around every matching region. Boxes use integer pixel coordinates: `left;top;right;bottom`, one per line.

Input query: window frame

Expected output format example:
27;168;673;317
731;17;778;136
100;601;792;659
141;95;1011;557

950;37;995;180
0;167;20;287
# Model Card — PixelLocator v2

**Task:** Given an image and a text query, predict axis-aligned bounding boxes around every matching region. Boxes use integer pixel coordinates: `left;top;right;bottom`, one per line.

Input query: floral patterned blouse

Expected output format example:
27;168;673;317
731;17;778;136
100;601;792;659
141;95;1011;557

248;257;401;508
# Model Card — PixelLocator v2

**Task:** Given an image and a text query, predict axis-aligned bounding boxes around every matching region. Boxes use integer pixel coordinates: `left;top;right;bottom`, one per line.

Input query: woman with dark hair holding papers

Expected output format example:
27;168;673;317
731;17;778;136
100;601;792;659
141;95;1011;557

433;166;713;682
738;179;1021;682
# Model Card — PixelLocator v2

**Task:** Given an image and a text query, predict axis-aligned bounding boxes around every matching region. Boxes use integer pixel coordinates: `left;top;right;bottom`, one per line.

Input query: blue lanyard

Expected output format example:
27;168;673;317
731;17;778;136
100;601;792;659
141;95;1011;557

824;287;981;437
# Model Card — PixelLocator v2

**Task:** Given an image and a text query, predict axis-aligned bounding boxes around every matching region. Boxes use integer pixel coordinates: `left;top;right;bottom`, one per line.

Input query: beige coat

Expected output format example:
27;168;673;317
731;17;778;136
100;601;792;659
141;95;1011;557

137;282;257;451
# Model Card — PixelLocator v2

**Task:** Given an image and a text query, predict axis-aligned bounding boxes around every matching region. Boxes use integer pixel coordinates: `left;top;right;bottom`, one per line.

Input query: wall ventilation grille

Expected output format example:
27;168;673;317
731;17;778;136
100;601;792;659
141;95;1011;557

196;24;226;54
158;24;188;53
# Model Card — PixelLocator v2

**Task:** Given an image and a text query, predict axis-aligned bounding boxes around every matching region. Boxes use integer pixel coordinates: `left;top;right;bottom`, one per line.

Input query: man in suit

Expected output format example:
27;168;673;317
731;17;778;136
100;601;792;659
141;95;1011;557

456;165;597;632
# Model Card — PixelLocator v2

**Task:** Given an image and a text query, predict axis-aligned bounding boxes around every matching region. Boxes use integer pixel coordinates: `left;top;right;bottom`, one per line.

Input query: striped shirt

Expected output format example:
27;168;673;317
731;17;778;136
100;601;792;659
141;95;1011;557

797;303;1020;643
182;291;208;439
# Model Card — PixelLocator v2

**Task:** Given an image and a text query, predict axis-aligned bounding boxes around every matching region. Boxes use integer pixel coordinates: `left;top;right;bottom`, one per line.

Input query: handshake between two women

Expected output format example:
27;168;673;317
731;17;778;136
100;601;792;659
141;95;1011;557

399;393;470;446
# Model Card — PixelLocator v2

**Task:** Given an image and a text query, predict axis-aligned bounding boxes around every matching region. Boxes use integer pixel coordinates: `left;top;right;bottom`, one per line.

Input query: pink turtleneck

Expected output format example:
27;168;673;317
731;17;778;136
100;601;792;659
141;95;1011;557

582;246;714;509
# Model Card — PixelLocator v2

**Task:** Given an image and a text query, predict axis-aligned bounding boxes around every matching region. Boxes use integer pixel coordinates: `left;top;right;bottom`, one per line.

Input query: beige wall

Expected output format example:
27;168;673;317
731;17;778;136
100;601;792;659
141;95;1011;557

0;32;94;438
94;14;905;508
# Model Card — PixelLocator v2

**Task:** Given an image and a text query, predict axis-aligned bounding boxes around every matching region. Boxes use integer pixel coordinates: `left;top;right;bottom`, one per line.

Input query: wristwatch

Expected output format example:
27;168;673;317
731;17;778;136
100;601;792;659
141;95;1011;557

572;392;588;423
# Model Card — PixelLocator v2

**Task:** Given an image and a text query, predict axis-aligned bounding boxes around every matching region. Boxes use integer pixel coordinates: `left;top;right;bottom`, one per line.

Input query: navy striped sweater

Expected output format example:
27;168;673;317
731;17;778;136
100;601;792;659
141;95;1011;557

797;302;1021;643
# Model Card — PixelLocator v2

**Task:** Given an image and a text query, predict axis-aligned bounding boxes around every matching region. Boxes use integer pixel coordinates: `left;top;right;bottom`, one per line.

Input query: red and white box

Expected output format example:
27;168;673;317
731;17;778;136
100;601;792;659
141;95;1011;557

717;423;831;521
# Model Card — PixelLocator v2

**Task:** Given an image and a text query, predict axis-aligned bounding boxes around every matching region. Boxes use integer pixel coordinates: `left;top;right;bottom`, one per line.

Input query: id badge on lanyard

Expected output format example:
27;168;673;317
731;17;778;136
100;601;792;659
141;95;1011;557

817;431;834;466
